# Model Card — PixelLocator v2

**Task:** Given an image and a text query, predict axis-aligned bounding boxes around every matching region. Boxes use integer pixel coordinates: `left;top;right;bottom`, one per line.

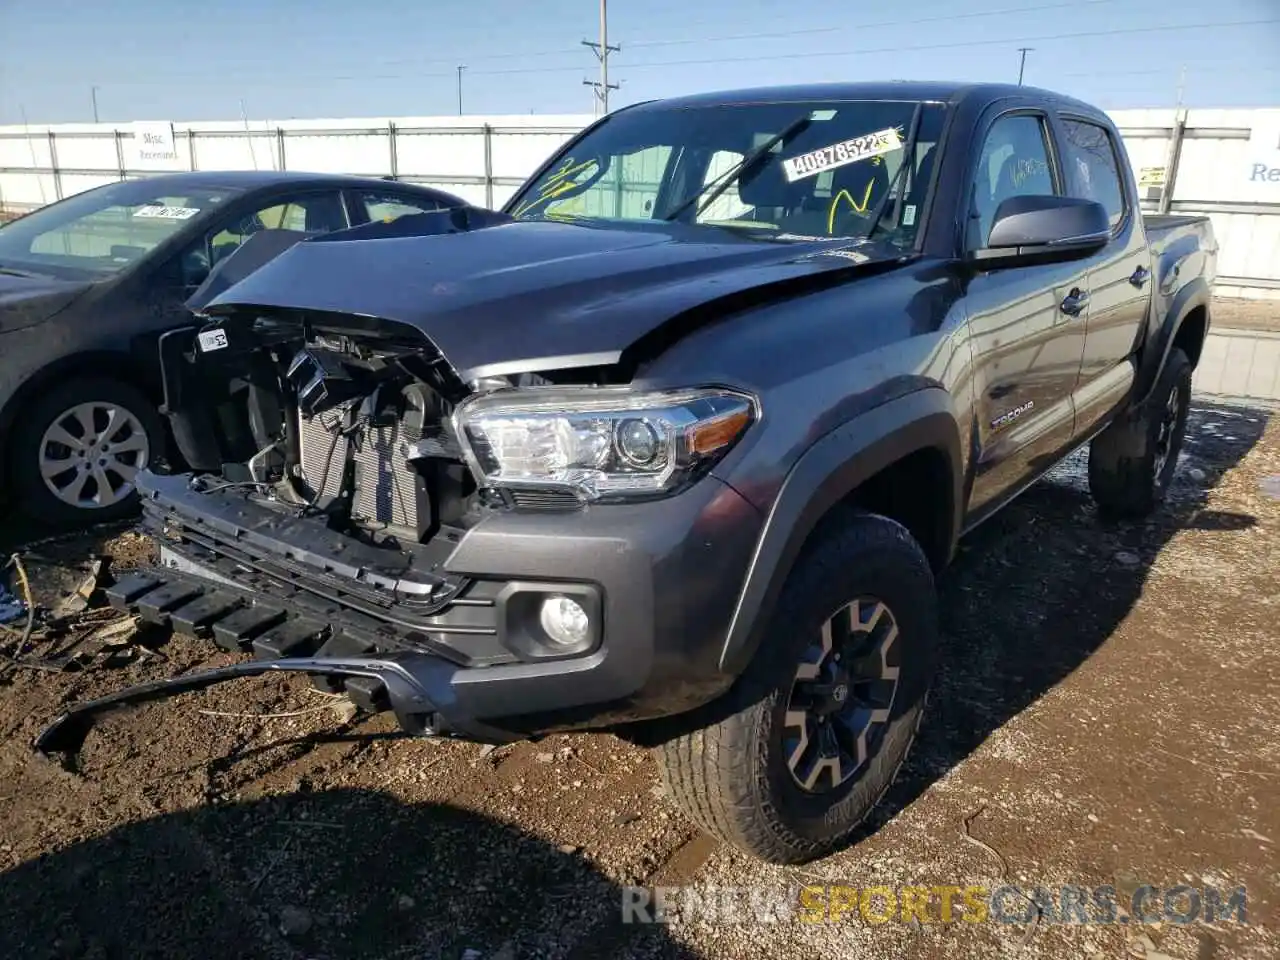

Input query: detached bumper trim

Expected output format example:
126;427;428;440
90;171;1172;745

34;653;520;759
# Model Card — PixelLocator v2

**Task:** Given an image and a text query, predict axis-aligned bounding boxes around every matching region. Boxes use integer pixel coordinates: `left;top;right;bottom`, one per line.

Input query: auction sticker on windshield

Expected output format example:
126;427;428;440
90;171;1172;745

783;128;903;183
134;205;200;220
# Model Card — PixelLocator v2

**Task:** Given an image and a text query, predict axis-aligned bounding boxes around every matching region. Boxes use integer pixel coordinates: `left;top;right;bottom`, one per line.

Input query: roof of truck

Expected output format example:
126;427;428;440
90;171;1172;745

626;81;1104;115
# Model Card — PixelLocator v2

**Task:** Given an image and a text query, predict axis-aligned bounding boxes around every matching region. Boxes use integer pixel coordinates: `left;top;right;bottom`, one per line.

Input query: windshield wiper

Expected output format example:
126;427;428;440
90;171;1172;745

858;103;924;244
661;112;814;224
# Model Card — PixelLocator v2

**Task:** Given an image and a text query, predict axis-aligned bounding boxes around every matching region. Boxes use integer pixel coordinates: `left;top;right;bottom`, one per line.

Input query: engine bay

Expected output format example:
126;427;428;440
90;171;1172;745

160;311;503;550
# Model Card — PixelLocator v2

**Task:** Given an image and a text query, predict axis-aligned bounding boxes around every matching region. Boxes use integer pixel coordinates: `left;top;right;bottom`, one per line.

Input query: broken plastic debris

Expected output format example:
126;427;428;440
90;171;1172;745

1261;475;1280;501
50;559;105;621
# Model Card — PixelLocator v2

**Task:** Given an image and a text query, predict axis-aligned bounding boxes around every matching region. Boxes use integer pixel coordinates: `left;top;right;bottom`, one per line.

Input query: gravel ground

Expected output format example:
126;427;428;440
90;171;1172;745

1211;298;1280;333
0;396;1277;960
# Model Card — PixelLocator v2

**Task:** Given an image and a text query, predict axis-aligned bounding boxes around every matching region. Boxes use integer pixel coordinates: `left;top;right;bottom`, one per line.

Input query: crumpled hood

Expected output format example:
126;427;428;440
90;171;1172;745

201;218;902;379
0;272;94;335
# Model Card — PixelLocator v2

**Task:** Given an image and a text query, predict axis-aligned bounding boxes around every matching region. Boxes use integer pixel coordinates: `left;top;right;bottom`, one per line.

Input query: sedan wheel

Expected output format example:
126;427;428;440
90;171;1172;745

38;401;151;510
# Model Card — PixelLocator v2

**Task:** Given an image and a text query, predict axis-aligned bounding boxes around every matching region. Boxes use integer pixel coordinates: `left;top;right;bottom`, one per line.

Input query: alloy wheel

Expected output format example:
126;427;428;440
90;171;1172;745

1153;381;1183;481
782;597;902;793
38;401;150;509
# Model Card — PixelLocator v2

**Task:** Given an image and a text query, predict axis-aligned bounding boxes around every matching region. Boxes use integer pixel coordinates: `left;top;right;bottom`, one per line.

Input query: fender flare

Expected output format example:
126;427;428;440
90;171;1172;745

1133;276;1211;408
718;388;964;675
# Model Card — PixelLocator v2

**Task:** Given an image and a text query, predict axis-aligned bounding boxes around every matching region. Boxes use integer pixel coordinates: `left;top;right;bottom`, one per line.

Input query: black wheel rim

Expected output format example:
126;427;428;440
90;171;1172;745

782;597;901;794
1153;381;1184;483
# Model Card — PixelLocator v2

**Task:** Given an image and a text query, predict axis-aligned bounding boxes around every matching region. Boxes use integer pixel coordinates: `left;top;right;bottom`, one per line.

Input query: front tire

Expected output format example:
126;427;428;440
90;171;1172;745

1088;347;1192;519
9;377;162;526
657;510;938;864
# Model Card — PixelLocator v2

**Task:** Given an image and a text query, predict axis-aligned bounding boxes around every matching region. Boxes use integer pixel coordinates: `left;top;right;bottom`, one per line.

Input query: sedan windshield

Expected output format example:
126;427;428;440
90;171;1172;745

508;99;946;244
0;180;240;280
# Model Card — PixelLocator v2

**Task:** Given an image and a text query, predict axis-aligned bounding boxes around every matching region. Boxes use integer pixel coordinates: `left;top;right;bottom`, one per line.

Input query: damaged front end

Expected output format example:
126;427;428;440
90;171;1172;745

35;312;530;755
36;291;755;756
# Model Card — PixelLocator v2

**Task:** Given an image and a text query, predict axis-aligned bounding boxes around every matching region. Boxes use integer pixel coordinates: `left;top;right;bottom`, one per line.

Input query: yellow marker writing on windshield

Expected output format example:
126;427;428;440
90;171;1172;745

827;180;876;234
513;157;599;217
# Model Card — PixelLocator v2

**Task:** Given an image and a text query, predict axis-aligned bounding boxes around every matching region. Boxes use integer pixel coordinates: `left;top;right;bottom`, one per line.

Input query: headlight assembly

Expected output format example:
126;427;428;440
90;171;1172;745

452;387;756;502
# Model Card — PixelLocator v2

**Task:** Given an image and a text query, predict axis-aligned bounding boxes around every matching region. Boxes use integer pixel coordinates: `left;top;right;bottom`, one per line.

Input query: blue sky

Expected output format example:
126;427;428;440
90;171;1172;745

1;0;1277;124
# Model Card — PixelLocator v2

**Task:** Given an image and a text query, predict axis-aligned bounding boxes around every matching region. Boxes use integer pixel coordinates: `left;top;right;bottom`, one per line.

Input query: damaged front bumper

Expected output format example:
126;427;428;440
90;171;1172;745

35;463;765;758
34;548;534;757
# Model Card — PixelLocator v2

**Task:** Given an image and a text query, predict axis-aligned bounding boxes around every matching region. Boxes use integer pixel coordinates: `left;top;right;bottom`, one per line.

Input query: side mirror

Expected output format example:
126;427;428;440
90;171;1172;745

973;195;1110;266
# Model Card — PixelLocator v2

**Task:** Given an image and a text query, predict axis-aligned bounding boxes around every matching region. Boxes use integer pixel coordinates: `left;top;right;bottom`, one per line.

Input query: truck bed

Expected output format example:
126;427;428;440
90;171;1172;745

1143;213;1217;295
1144;213;1213;256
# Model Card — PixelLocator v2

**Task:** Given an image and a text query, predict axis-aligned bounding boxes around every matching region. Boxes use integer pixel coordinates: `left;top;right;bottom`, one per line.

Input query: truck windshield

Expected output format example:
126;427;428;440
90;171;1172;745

0;180;240;280
509;99;947;244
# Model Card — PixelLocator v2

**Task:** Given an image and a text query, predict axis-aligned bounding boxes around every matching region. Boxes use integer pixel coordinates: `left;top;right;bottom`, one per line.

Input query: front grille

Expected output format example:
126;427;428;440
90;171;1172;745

509;488;583;510
297;384;435;530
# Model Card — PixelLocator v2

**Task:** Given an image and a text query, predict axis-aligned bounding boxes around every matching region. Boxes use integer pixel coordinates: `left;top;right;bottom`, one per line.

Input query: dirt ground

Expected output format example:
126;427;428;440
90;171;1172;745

1209;298;1280;334
0;396;1277;960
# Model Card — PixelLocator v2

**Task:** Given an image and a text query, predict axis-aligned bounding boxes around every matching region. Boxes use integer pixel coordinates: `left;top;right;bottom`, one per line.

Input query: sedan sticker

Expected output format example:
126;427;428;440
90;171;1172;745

783;128;903;183
134;205;200;220
198;329;229;352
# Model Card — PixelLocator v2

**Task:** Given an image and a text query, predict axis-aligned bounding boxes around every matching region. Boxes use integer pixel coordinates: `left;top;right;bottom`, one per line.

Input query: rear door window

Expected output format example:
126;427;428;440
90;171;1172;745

1059;119;1127;229
206;192;347;263
357;191;447;223
182;191;348;286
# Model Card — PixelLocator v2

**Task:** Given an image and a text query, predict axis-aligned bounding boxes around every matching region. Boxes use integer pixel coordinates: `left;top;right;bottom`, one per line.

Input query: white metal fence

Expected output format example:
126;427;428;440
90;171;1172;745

1110;107;1280;302
1;107;1278;299
0;115;589;216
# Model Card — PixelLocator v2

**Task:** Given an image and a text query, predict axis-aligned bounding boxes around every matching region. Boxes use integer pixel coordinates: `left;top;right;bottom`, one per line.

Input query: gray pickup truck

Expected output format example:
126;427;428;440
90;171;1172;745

39;81;1216;865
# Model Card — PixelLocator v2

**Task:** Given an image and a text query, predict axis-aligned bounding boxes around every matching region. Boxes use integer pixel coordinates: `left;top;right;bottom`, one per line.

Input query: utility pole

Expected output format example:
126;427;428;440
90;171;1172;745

582;0;620;115
1175;62;1187;110
91;86;100;123
1017;47;1033;85
457;65;465;115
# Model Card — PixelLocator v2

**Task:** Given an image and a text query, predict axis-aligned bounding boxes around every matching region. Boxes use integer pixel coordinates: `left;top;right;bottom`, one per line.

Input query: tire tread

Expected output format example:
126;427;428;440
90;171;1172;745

1089;348;1192;519
658;510;935;864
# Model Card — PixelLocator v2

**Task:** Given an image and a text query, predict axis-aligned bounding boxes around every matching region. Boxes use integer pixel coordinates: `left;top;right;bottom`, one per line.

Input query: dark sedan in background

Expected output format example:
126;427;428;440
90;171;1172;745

0;171;468;523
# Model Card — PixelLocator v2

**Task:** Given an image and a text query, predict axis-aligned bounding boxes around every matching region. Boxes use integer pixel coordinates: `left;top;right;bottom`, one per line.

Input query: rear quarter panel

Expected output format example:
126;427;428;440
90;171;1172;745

1130;215;1216;403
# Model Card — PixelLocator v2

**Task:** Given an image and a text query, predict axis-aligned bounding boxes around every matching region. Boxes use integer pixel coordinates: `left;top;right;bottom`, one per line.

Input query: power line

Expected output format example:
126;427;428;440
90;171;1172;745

624;0;1117;50
1059;58;1280;79
604;17;1280;75
20;0;1118;85
26;17;1279;90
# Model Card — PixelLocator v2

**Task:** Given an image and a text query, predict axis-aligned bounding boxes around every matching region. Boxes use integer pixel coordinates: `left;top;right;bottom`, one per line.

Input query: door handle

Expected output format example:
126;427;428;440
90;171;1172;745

1129;265;1151;288
1060;288;1089;317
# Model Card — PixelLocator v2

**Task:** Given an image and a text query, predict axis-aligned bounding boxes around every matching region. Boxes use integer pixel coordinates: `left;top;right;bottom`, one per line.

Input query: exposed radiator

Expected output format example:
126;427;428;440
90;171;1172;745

297;384;432;531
